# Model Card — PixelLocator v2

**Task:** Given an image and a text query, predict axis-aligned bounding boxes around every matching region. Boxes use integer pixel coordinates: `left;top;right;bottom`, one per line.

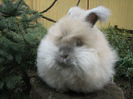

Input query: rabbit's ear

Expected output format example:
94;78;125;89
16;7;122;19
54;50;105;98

86;6;110;27
67;6;85;18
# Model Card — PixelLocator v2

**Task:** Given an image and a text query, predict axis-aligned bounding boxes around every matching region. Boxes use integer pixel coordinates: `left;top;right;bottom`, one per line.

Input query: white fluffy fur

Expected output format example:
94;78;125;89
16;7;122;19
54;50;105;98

68;6;110;22
68;6;86;19
37;6;117;92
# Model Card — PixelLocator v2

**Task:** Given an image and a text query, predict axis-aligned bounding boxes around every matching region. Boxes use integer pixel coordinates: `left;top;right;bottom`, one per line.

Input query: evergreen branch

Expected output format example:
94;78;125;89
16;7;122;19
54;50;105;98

40;15;56;23
76;0;80;6
22;13;40;22
40;0;57;14
16;23;33;47
0;0;23;17
0;8;9;17
22;13;56;23
21;30;31;46
24;24;38;29
1;31;18;43
16;0;23;10
0;65;14;78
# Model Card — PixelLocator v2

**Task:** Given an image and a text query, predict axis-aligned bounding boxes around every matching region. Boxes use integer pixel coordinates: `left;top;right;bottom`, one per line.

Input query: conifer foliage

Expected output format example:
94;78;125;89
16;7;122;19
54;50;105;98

0;0;47;98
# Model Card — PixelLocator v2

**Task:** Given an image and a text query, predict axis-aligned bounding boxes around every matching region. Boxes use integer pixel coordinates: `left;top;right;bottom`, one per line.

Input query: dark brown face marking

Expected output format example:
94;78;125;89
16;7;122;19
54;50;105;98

58;36;63;40
86;13;98;27
76;38;83;47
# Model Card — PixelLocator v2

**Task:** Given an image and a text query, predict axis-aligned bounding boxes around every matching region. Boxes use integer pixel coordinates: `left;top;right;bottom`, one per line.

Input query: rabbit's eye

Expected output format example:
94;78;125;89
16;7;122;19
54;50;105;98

76;39;83;46
59;36;63;40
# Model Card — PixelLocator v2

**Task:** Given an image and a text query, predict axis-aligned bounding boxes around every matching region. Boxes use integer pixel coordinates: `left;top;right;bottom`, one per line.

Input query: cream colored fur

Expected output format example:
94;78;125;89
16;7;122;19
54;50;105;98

37;6;118;92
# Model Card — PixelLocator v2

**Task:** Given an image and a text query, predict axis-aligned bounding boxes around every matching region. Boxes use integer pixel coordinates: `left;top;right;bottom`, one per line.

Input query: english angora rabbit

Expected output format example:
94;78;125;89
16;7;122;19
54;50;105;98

37;6;118;92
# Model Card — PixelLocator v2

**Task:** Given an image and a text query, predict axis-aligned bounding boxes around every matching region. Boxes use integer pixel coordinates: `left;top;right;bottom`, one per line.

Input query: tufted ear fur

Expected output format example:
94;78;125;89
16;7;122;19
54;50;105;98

86;6;110;27
67;6;110;27
67;6;86;19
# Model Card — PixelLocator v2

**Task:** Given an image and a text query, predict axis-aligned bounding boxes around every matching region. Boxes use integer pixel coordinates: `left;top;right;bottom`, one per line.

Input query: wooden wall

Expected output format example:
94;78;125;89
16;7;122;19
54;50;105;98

25;0;87;29
1;0;132;30
89;0;133;30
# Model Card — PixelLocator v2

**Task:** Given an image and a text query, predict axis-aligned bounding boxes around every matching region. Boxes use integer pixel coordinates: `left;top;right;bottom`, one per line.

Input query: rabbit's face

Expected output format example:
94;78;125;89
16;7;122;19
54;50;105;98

45;16;99;69
55;31;88;68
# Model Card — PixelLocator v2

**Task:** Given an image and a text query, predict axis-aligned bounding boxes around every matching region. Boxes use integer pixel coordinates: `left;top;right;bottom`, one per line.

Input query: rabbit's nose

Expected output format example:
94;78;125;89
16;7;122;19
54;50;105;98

60;54;68;59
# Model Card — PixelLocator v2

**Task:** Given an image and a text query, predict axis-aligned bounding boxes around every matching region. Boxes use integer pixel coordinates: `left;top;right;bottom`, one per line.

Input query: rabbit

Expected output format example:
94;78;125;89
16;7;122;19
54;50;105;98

36;6;118;93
